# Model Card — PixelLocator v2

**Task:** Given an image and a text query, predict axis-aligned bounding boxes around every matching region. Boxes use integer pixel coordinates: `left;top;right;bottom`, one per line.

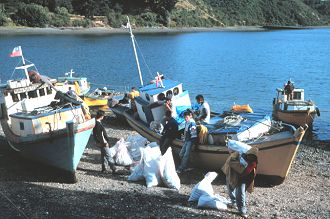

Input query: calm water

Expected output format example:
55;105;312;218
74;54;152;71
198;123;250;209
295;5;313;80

0;29;329;140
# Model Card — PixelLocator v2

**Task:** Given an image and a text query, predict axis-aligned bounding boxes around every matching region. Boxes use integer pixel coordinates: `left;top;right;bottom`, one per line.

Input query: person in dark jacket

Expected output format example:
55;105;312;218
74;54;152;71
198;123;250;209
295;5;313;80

93;110;116;173
177;110;198;173
159;111;178;155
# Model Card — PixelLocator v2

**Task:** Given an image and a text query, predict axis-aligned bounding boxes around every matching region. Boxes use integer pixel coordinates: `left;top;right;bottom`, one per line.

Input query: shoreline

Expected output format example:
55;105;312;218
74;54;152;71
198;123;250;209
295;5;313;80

1;25;328;35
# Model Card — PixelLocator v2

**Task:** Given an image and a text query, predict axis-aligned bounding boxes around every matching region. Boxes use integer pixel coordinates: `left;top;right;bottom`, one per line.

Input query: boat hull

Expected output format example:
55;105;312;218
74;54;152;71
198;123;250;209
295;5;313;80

273;108;316;127
123;110;305;183
2;118;95;173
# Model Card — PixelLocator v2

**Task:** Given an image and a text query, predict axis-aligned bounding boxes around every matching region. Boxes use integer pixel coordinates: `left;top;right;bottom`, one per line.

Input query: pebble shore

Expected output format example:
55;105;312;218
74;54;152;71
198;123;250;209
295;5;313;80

0;116;329;218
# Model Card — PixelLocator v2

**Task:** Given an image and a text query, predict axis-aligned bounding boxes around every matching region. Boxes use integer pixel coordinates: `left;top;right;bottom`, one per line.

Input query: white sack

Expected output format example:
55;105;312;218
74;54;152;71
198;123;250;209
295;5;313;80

114;138;133;166
188;172;218;202
126;134;148;161
197;194;229;210
128;148;145;181
143;146;162;188
159;147;180;190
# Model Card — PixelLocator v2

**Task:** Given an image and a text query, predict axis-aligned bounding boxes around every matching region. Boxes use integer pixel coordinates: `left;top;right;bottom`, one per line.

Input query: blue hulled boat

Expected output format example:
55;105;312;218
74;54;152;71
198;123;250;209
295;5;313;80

0;47;95;182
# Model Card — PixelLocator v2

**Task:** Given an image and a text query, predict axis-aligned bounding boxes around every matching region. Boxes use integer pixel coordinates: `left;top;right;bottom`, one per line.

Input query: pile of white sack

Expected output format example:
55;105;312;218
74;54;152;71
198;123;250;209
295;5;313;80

109;134;148;167
189;172;230;210
128;142;180;190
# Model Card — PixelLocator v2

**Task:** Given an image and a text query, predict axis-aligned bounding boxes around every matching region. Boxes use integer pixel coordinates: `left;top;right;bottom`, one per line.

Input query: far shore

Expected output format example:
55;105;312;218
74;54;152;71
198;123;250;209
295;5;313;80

0;26;265;35
1;25;328;35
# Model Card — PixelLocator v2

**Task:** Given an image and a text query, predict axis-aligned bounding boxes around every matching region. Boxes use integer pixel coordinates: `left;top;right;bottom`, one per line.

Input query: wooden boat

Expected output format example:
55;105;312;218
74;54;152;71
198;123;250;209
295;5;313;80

272;86;320;127
56;69;90;96
0;47;95;182
114;18;308;184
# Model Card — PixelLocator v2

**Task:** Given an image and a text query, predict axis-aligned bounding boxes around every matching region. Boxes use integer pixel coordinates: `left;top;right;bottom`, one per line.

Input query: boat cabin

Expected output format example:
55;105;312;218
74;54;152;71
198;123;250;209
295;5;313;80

135;79;191;125
9;105;85;137
276;88;305;102
57;70;90;95
0;64;58;120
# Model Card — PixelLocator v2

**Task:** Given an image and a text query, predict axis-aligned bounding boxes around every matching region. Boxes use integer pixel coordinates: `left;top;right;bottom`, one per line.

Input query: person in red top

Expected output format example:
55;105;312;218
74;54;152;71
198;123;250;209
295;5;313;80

222;147;258;218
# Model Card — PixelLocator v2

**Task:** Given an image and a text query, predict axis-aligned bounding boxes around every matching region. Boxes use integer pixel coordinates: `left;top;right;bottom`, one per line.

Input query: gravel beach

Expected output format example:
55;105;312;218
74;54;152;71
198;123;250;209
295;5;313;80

0;115;329;219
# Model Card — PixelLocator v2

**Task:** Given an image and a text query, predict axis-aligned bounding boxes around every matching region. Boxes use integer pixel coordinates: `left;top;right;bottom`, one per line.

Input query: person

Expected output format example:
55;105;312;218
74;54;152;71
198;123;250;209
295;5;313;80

66;87;76;98
195;94;211;124
222;147;259;218
177;110;198;173
92;110;116;173
159;111;178;155
164;97;172;113
284;80;294;101
128;87;140;112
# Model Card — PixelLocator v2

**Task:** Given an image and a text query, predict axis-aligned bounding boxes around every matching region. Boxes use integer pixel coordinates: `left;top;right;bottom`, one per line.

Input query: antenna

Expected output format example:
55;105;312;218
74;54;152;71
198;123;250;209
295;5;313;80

127;16;143;86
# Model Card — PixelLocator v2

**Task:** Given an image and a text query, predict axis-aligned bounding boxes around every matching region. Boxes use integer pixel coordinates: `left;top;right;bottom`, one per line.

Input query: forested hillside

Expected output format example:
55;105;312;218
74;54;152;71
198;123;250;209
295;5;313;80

0;0;329;28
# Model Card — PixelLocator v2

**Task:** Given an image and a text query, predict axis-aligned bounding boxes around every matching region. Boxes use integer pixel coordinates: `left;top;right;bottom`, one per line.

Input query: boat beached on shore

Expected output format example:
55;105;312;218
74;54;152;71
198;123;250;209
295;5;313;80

0;47;95;182
111;18;308;184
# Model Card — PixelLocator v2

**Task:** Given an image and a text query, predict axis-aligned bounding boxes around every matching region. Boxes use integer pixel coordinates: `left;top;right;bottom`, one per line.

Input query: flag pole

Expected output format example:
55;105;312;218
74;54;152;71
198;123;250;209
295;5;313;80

19;46;30;84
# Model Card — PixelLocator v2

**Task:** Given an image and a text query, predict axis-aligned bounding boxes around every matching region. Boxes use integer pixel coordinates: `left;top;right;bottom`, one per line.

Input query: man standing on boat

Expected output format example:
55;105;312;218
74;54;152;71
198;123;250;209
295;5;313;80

284;80;294;101
93;110;117;174
177;110;197;173
195;94;211;124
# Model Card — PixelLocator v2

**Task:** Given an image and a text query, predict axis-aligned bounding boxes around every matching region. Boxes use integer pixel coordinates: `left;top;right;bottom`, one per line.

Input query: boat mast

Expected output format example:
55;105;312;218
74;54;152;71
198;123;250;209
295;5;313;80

19;46;31;84
127;16;143;86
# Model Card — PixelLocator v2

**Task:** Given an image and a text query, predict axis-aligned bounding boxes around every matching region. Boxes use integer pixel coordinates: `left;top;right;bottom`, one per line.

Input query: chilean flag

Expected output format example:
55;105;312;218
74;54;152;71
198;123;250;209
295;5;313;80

9;46;22;57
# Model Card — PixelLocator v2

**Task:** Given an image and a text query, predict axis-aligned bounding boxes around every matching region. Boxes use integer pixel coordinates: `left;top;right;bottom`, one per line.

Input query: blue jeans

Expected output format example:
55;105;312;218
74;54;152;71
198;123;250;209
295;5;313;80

227;181;247;214
101;146;115;171
178;138;196;171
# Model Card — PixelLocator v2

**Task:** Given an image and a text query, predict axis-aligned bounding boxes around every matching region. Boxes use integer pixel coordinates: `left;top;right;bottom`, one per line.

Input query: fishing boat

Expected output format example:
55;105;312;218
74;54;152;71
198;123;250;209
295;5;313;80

56;69;90;96
81;87;114;110
0;47;95;182
118;18;307;184
272;84;320;127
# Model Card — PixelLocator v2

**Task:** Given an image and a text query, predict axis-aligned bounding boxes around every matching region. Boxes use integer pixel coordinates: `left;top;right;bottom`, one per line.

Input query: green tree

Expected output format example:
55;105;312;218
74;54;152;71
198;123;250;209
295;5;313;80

12;3;50;27
50;6;70;27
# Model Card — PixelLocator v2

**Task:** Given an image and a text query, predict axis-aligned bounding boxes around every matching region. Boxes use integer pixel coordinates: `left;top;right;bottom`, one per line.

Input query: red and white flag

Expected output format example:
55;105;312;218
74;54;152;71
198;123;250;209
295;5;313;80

9;46;22;57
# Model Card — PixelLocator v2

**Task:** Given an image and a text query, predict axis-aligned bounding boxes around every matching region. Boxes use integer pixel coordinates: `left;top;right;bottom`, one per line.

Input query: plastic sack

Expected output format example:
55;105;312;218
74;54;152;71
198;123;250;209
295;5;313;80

126;134;148;161
188;172;218;202
197;194;229;210
143;146;162;188
128;148;145;181
227;139;251;154
150;121;163;134
159;147;180;190
114;138;133;166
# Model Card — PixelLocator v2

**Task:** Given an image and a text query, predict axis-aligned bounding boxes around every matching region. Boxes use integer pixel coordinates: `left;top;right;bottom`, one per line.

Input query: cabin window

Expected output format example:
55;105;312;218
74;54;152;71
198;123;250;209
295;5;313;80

173;87;179;96
39;88;45;97
11;93;19;102
28;90;38;99
157;93;165;101
293;92;301;100
46;87;52;95
20;122;24;130
166;90;173;99
19;92;27;100
145;94;150;101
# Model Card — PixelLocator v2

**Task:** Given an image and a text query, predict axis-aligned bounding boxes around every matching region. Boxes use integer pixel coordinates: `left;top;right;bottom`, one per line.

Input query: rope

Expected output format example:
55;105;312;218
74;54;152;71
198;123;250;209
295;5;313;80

0;190;29;219
133;37;154;80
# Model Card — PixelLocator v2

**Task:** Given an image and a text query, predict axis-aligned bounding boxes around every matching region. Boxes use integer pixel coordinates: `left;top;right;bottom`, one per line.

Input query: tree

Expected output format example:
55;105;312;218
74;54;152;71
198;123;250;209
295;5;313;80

12;3;49;27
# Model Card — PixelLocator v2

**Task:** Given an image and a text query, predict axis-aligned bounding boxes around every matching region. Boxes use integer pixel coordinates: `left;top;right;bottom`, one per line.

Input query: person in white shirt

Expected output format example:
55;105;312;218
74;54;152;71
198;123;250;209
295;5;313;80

195;94;211;124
